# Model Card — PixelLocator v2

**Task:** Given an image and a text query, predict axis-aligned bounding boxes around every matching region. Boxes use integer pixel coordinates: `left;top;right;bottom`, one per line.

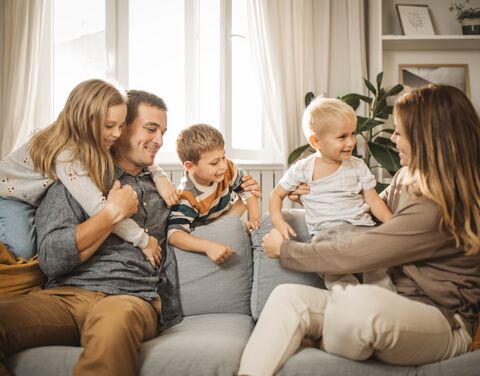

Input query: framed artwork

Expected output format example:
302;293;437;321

399;64;470;97
396;4;435;35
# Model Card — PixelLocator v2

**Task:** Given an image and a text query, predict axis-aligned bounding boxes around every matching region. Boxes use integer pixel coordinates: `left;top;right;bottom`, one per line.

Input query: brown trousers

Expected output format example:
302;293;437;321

0;286;159;376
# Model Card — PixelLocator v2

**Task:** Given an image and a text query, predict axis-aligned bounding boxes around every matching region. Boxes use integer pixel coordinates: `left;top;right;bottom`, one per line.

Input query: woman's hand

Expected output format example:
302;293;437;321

262;229;284;259
287;183;310;204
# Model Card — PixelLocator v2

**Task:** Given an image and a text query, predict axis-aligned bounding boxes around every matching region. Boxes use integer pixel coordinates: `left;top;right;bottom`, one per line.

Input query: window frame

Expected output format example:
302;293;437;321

48;0;279;165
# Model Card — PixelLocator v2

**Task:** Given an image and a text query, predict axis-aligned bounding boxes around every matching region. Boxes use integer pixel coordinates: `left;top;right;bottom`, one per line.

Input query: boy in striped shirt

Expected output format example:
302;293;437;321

167;124;260;264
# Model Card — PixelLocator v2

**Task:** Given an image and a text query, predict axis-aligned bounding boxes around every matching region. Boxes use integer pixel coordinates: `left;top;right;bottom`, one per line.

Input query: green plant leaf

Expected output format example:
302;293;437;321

379;128;394;134
376;72;383;91
387;84;404;96
375;181;390;194
288;144;312;164
340;94;360;110
367;141;401;175
357;117;384;133
373;136;396;148
363;78;377;95
305;92;315;107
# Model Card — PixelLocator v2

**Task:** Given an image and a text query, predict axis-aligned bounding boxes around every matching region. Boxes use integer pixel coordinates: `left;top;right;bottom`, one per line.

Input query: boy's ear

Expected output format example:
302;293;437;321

183;160;195;172
308;135;320;149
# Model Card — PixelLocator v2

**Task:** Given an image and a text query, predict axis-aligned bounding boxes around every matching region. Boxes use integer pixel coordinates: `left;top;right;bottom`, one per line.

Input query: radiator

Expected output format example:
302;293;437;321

161;164;284;215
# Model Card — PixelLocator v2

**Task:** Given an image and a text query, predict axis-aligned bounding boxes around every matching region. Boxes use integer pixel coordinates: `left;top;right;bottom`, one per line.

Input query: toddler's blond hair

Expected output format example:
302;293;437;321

302;97;356;139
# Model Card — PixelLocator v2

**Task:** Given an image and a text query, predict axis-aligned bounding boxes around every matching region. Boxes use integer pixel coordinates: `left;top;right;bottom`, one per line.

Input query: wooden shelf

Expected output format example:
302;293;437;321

382;35;480;50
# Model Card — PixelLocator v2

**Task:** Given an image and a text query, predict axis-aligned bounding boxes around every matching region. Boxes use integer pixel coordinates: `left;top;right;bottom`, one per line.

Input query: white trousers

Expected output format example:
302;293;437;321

238;284;471;376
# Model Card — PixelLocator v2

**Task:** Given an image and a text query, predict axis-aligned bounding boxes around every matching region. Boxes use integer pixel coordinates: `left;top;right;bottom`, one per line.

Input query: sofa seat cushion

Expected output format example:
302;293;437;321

278;347;480;376
8;313;254;376
172;215;253;316
250;209;325;320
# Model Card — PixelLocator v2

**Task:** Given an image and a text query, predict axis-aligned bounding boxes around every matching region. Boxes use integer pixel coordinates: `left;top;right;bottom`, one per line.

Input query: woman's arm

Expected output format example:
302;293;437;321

264;196;449;274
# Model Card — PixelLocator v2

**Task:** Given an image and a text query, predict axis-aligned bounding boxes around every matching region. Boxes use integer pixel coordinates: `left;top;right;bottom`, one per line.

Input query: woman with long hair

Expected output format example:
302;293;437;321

238;84;480;375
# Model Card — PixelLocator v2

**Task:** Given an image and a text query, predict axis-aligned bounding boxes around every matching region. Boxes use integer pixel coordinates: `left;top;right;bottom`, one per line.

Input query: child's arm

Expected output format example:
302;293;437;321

168;231;235;265
55;154;161;266
363;188;392;223
148;164;180;207
269;185;297;239
245;195;261;230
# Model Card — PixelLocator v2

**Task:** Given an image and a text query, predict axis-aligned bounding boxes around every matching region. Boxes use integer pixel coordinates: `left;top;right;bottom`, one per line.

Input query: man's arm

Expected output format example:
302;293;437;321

36;181;138;278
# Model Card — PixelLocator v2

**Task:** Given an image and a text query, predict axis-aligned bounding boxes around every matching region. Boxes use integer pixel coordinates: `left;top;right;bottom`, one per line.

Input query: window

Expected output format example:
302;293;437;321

53;0;106;116
52;0;275;163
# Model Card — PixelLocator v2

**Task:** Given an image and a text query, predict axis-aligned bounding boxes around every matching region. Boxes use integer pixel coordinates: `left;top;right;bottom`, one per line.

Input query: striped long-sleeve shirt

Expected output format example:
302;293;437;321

167;159;251;238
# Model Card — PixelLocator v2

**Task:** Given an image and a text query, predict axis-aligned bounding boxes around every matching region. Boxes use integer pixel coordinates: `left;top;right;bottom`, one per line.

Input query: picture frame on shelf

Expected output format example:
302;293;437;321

399;64;470;97
396;4;435;35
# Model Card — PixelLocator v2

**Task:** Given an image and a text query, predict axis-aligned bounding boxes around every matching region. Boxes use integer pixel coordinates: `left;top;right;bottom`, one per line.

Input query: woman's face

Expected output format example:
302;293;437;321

101;103;127;149
391;115;412;167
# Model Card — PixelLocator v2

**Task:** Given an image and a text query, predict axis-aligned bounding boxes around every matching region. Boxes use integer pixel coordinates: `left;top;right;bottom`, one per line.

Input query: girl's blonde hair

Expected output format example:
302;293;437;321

395;84;480;255
29;79;127;195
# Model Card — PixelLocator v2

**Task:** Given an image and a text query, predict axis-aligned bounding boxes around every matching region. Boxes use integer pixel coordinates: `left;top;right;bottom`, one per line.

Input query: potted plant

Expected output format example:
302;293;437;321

288;72;404;192
450;0;480;35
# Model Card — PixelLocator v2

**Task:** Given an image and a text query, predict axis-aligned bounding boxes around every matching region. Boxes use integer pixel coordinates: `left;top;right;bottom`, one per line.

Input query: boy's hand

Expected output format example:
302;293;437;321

155;176;180;207
246;218;261;230
206;242;235;265
241;175;261;198
106;180;138;222
275;220;297;240
141;236;163;268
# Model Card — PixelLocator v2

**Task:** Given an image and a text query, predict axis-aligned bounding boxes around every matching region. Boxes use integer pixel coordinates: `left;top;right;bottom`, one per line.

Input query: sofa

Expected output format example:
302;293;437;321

6;209;480;375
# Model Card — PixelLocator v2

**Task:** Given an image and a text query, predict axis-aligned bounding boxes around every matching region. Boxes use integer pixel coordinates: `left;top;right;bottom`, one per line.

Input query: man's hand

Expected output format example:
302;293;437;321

205;242;236;265
155;176;180;207
105;180;139;223
241;175;261;199
287;182;310;204
141;236;162;268
274;220;297;240
262;229;284;259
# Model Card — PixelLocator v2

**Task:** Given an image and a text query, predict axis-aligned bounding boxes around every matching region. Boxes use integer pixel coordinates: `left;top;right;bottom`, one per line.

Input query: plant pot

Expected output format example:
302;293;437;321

461;18;480;35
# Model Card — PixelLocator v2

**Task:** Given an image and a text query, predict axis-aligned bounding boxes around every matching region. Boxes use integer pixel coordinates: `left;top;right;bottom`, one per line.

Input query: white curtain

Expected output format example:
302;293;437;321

0;0;46;158
246;0;367;166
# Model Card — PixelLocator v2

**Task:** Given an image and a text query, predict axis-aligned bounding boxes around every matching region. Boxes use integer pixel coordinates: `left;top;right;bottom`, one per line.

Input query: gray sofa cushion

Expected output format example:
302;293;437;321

8;313;254;376
250;209;325;320
277;347;480;376
172;215;253;316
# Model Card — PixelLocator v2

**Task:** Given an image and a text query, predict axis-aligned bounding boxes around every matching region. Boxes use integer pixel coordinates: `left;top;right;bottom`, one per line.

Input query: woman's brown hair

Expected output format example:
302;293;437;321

395;84;480;255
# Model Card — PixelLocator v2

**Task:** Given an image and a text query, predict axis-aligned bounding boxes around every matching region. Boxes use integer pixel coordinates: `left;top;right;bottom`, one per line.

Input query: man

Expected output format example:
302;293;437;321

0;90;181;376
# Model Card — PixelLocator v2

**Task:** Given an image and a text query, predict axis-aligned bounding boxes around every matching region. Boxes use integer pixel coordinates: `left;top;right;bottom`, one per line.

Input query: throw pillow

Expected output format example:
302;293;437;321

250;209;326;321
172;215;252;316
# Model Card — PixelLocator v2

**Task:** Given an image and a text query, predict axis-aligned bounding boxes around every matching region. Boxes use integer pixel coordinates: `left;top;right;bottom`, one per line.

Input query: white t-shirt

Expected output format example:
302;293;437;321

279;154;377;235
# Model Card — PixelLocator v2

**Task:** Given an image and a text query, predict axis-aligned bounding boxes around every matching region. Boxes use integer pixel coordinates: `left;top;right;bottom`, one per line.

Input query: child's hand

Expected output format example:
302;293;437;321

106;180;139;222
141;236;162;268
247;218;261;230
155;176;180;207
275;220;297;240
206;242;235;265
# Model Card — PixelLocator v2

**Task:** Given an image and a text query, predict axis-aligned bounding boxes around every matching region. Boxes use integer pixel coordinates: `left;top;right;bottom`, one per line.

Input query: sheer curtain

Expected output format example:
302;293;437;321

0;0;46;158
247;0;367;166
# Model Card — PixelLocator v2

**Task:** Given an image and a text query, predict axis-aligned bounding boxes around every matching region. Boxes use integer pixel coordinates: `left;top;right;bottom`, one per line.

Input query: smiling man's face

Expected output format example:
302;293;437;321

114;104;167;175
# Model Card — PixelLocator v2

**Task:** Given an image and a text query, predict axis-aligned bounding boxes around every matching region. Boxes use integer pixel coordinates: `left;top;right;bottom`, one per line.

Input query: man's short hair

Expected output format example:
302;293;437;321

302;97;356;139
176;123;225;164
126;90;168;125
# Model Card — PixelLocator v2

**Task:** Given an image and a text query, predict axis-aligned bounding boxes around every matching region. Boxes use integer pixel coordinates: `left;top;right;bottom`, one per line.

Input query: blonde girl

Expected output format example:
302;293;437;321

0;79;177;263
239;84;480;375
